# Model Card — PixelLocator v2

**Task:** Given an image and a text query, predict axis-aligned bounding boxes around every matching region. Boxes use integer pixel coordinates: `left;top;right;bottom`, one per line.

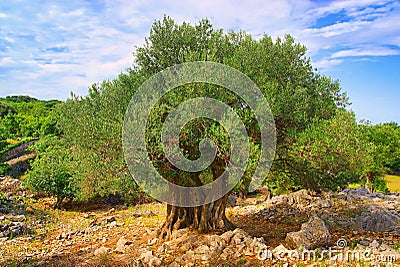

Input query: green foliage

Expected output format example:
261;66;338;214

0;191;8;205
57;16;379;200
0;96;60;140
368;176;389;193
0;162;11;175
25;136;77;208
134;16;349;193
57;73;144;201
271;110;369;192
360;122;400;174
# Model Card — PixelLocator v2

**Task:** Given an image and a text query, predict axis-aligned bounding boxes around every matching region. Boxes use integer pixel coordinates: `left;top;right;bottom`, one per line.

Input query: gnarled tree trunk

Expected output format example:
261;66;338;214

158;194;234;240
157;159;235;240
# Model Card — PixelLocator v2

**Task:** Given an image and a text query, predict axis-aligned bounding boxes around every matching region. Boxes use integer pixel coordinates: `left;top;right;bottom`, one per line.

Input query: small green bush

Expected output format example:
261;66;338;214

370;176;389;193
25;136;77;209
0;162;11;175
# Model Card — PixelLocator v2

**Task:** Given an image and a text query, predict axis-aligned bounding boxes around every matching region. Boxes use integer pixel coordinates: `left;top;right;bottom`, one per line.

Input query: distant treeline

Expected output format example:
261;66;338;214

0;95;61;139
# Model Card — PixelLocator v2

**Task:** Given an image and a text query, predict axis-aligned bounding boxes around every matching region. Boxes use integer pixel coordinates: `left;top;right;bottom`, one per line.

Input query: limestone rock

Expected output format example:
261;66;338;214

286;216;331;249
94;246;110;256
116;236;133;252
356;210;400;232
287;189;314;208
140;250;154;264
0;222;27;238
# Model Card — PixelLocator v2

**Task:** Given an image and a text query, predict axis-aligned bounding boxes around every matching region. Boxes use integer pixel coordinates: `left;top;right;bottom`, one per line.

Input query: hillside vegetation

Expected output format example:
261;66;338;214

1;16;400;266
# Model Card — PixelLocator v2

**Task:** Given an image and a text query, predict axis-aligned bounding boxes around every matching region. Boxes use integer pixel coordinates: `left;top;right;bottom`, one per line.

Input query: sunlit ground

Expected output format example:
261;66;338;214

385;175;400;192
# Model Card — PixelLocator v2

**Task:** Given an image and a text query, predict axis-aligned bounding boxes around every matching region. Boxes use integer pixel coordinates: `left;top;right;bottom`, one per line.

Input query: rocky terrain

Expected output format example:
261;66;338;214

0;173;399;266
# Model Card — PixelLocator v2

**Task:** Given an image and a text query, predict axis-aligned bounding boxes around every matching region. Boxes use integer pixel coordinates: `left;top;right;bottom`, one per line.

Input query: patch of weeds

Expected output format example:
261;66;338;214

322;217;330;227
237;258;247;265
343;208;358;218
350;239;361;249
92;251;115;266
392;243;400;251
0;192;9;206
0;163;11;175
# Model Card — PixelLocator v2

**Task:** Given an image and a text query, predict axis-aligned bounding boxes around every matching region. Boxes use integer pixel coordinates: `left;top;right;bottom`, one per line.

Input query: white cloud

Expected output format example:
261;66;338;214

312;57;344;71
331;47;400;58
0;57;15;66
0;0;399;100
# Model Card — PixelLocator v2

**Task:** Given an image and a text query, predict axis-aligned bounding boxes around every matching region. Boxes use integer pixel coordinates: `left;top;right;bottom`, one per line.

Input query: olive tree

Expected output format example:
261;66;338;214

59;16;349;237
132;16;347;238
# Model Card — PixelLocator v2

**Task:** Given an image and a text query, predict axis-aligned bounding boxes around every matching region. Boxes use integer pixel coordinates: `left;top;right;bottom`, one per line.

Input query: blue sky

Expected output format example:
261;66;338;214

0;0;399;124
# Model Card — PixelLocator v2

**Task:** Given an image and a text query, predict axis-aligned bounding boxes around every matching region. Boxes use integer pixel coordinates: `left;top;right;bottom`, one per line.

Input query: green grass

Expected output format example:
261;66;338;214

385;175;400;192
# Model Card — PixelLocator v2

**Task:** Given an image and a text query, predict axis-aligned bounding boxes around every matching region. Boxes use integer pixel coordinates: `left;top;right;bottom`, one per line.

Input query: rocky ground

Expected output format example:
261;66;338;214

0;173;399;267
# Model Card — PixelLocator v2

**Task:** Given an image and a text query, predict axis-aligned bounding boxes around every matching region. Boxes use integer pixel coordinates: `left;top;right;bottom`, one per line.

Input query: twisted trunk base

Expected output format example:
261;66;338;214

158;194;235;240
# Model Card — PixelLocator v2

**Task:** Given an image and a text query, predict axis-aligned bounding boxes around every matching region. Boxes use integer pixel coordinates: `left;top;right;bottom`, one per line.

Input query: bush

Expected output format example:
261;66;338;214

368;176;389;193
25;136;77;209
0;162;11;175
275;110;371;192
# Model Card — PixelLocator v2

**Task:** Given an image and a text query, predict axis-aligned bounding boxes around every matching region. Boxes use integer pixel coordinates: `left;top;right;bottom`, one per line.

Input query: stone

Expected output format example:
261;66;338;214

220;247;233;260
356;210;400;232
231;228;250;245
101;216;116;225
312;199;332;209
180;249;195;263
116;236;133;252
287;189;314;208
140;250;153;263
149;256;162;266
207;234;226;247
148;237;158;246
272;244;288;258
179;242;193;252
355;186;370;195
157;244;166;253
94;246;110;256
134;259;145;267
0;222;27;238
195;245;211;261
343;186;369;197
370;239;380;249
249;237;267;254
227;195;237;207
179;234;198;247
107;220;117;228
266;195;288;205
286;216;331;249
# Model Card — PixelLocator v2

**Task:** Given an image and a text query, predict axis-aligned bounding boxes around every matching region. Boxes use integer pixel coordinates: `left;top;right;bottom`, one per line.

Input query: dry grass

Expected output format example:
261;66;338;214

0;195;166;267
385;175;400;192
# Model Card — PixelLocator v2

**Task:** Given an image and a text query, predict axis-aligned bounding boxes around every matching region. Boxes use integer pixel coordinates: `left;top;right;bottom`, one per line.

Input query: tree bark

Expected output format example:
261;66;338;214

365;173;373;192
157;159;235;240
157;194;235;240
54;196;64;209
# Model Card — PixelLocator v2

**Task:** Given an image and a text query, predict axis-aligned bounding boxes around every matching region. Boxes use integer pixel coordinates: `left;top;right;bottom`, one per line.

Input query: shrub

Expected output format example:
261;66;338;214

25;136;77;209
0;162;11;175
